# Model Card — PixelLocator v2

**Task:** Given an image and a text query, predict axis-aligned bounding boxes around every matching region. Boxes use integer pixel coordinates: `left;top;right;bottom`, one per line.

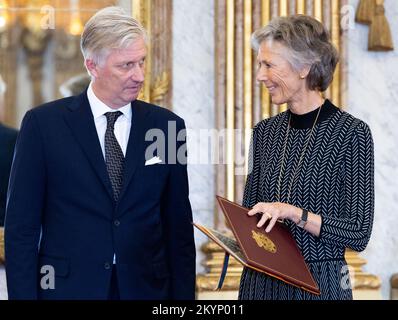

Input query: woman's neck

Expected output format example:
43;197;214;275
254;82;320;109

288;91;325;115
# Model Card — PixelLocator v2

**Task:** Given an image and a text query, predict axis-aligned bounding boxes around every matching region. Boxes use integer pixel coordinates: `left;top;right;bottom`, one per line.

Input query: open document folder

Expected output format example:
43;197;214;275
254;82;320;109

193;196;320;295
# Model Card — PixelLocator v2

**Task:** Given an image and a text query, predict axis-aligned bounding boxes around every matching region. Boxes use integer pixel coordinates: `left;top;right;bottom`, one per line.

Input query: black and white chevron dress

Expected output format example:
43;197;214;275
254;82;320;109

238;100;374;300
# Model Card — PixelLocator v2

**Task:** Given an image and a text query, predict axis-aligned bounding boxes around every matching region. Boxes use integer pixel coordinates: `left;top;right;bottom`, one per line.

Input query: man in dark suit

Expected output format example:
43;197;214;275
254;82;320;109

5;7;196;300
0;123;18;226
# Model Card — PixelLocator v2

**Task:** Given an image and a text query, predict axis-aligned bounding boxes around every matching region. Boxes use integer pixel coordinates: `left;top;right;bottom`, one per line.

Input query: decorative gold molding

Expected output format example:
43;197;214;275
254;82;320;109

196;275;241;292
345;249;381;290
0;29;18;125
132;0;172;107
355;0;394;51
215;0;227;230
279;0;289;17
278;0;288;113
261;0;271;120
21;26;51;107
296;0;306;15
196;240;243;292
368;0;394;51
132;0;152;103
244;0;252;180
356;0;375;24
391;274;398;299
331;0;341;106
150;71;170;103
313;0;323;22
226;0;235;201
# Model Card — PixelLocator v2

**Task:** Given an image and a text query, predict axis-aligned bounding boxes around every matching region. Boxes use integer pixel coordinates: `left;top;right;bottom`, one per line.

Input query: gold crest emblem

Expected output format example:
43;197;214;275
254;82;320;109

251;230;277;253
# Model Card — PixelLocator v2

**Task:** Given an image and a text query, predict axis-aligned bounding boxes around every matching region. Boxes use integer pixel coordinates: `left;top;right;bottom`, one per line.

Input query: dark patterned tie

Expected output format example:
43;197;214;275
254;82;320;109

104;111;124;202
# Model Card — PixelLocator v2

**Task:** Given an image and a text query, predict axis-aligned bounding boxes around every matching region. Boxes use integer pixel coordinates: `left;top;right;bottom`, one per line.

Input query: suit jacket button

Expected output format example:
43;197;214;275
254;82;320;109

104;262;111;270
114;220;120;227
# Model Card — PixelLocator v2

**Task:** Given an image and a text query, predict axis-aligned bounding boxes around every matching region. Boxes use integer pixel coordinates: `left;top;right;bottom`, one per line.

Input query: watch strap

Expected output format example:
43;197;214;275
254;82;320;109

297;209;308;228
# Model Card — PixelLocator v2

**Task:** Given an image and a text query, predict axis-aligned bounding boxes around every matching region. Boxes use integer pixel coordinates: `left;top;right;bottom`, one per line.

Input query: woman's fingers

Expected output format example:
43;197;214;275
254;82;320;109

248;203;274;228
256;212;272;228
248;203;268;216
247;208;259;216
265;216;279;233
247;202;291;232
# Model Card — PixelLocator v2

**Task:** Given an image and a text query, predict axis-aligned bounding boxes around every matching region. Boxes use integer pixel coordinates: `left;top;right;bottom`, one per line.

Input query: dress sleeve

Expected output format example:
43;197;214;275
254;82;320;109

318;121;375;252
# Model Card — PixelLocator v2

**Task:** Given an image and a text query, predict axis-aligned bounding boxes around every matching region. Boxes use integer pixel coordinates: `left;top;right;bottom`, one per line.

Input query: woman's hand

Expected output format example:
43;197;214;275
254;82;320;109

248;202;301;233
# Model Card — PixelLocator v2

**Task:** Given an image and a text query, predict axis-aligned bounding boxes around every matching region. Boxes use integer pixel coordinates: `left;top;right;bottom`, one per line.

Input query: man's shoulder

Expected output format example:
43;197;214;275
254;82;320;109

135;100;185;125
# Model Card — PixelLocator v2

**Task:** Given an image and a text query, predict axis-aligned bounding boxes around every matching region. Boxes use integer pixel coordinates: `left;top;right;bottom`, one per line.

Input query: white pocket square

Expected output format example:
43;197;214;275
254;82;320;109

145;156;163;166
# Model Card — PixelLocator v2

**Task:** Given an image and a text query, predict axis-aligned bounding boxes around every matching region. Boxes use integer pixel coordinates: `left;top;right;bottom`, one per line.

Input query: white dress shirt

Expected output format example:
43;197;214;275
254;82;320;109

87;83;132;264
87;83;132;158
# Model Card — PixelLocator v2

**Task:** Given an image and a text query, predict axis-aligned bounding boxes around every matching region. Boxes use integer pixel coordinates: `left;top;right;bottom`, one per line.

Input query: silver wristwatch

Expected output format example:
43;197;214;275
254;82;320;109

297;209;308;228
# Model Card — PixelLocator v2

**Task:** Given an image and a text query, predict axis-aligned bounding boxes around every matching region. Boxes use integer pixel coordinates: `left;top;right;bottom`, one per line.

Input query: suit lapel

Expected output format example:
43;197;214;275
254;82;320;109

63;91;114;201
118;100;151;201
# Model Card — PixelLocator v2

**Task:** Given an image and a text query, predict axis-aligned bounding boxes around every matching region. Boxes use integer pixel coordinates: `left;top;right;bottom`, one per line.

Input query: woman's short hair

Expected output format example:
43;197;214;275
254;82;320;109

252;15;339;92
81;6;147;66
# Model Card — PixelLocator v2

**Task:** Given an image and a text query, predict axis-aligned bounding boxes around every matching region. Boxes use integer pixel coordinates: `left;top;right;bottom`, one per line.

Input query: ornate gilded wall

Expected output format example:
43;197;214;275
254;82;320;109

347;0;398;301
197;0;381;299
0;0;172;127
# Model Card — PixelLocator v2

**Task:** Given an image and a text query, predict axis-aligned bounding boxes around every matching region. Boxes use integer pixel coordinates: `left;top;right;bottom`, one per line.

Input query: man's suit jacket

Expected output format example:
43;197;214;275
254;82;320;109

0;123;18;226
4;91;196;300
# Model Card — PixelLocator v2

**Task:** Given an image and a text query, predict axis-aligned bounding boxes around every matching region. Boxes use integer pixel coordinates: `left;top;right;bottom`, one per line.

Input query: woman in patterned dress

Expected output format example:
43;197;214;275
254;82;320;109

239;15;374;300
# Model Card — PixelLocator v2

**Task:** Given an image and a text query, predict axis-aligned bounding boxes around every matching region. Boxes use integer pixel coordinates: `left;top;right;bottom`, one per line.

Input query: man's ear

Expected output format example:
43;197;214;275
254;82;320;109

85;59;98;78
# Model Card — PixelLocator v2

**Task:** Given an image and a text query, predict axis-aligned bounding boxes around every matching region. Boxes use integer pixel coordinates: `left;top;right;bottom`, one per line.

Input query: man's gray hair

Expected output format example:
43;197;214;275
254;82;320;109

81;6;147;66
252;15;339;92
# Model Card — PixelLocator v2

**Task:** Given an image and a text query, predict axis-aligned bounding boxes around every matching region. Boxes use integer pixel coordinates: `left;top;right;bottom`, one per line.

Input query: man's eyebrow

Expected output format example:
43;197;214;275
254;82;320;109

116;57;146;64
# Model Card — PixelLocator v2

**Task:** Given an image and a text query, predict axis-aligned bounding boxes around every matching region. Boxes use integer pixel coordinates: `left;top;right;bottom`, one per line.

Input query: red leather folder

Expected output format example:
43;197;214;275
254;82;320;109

194;196;320;295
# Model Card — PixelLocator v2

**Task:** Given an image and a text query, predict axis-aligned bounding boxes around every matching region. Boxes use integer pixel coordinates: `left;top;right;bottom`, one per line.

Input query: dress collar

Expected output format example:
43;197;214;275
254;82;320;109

288;99;338;129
